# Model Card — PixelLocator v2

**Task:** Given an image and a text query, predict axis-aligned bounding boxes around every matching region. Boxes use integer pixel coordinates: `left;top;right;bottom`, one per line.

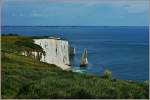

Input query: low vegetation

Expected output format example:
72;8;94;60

101;69;112;79
1;35;149;99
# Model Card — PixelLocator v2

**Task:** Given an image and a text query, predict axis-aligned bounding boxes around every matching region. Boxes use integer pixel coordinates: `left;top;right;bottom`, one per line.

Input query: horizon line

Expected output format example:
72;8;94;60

1;25;149;27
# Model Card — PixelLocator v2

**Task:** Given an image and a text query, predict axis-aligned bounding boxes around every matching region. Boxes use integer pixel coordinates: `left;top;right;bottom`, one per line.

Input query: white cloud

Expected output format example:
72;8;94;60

4;0;149;4
12;13;43;17
31;13;43;17
109;0;149;13
3;0;149;13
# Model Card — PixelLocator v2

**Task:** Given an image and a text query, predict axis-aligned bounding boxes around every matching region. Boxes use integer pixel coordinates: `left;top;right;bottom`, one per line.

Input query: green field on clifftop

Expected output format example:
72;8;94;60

1;35;149;99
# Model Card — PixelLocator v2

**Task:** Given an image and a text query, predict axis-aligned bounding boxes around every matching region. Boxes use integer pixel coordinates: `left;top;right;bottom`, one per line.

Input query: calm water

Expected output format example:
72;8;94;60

2;26;149;81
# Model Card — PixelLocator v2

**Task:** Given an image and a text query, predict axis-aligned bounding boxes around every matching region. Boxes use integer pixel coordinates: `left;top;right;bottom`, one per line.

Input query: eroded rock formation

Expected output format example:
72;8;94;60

33;38;71;70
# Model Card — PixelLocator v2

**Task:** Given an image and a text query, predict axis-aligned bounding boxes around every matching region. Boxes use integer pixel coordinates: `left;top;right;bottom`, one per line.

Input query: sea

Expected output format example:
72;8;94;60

2;26;149;81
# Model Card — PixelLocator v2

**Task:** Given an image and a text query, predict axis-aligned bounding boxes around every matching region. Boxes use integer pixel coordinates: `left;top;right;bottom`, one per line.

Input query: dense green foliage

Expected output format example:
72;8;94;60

1;33;19;36
1;36;149;99
1;36;43;52
15;40;43;52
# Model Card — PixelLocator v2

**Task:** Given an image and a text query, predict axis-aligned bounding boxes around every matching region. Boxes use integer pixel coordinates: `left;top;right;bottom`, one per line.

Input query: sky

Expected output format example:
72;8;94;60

1;0;149;26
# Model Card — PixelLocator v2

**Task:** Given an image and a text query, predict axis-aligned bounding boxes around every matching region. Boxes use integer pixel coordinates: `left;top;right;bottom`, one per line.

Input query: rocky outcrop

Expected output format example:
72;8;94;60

69;46;75;56
33;38;71;70
80;48;88;67
21;51;44;60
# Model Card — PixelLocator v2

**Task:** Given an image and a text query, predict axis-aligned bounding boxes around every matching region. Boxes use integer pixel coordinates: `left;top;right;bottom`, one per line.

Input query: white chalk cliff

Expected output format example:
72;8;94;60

33;38;70;70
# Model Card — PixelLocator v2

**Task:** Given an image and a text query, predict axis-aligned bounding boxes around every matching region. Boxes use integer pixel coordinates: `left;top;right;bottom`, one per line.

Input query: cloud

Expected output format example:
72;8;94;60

12;13;43;17
3;0;149;5
3;0;149;13
110;0;149;13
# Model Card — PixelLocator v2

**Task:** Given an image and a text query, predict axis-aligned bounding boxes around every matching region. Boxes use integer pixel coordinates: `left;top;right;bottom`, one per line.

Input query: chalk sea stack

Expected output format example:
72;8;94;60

80;48;88;67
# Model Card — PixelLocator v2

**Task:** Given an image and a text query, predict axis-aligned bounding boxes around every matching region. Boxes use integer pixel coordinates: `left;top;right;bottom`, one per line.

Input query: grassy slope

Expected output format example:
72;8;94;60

1;36;149;99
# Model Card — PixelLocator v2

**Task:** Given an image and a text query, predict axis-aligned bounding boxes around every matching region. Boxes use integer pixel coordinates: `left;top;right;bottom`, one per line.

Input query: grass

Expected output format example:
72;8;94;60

1;35;149;99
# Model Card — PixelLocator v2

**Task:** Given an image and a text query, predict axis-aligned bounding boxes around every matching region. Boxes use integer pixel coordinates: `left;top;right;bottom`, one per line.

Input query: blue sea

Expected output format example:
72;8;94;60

2;26;149;81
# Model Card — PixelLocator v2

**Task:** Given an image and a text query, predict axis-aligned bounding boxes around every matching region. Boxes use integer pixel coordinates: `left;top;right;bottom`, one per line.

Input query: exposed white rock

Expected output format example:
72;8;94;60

33;38;70;70
21;51;43;60
69;47;76;55
21;51;28;56
80;48;88;67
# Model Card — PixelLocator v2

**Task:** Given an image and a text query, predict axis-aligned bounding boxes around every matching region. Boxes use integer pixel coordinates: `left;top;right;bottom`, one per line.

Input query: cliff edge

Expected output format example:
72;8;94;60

34;38;70;70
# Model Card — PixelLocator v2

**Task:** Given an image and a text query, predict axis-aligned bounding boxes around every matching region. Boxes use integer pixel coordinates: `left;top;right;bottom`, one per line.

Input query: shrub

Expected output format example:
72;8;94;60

102;69;112;79
1;33;19;36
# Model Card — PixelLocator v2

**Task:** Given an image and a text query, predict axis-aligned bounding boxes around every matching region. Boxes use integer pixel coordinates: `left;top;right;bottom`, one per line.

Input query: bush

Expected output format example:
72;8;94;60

102;69;112;79
1;33;19;36
15;41;43;52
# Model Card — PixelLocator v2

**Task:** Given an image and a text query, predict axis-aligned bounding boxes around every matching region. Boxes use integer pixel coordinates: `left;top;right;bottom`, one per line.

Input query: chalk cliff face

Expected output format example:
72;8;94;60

33;38;70;69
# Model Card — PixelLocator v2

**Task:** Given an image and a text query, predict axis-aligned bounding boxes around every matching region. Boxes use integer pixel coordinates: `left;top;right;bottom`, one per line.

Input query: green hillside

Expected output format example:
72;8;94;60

1;35;149;99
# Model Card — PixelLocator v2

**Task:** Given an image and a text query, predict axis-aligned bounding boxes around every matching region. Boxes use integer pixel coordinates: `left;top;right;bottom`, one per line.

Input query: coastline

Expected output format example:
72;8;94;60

56;64;71;70
1;35;149;99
